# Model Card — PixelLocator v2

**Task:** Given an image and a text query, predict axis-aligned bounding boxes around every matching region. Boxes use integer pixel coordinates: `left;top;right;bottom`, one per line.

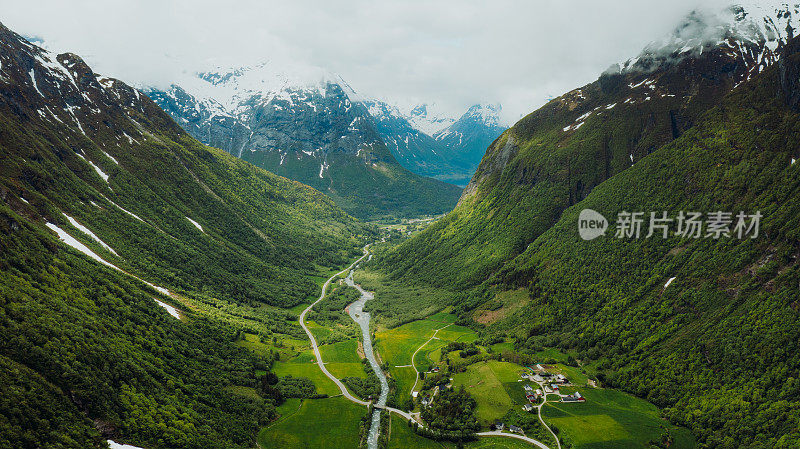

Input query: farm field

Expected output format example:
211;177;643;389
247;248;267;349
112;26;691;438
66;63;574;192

262;274;697;449
319;339;368;379
542;388;696;449
451;360;523;424
375;313;480;403
257;397;365;449
235;332;305;361
375;319;445;366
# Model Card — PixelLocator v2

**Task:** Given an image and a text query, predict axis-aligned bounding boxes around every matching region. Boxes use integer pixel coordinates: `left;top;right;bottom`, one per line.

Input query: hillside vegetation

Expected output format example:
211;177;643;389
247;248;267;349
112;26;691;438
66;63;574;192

0;22;367;448
374;36;800;448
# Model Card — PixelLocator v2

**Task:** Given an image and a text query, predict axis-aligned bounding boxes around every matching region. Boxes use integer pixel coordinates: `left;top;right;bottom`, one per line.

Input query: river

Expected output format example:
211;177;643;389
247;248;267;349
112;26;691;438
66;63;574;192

345;257;389;449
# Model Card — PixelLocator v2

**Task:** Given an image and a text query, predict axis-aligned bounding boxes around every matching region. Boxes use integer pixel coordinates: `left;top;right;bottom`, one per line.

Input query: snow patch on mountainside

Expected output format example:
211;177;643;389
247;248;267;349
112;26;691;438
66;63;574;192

64;214;119;256
154;299;181;319
620;1;800;73
46;223;117;269
107;441;145;449
76;153;110;182
186;217;204;233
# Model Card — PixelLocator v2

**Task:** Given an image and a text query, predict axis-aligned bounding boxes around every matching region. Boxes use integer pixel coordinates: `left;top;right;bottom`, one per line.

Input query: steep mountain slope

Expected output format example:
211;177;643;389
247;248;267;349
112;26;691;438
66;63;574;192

0;30;368;307
374;3;800;447
147;68;461;219
432;103;507;185
361;99;454;179
0;22;367;448
481;37;800;448
364;101;506;186
381;2;793;290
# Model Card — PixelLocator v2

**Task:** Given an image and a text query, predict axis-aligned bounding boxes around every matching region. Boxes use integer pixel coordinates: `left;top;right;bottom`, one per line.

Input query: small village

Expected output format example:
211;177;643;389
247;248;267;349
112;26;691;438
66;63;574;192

492;364;585;435
414;360;586;438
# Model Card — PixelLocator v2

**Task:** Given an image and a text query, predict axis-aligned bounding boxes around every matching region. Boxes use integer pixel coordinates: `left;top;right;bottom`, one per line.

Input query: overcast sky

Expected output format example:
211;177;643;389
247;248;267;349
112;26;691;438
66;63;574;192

3;0;728;123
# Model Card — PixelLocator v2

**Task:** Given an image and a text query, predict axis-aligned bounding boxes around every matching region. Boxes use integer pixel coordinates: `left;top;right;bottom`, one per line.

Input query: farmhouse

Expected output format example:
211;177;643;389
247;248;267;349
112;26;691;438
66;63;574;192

544;385;553;393
509;425;523;434
555;374;568;383
523;384;533;392
561;392;585;403
532;374;544;382
526;394;537;403
551;383;560;391
493;421;505;431
431;367;440;373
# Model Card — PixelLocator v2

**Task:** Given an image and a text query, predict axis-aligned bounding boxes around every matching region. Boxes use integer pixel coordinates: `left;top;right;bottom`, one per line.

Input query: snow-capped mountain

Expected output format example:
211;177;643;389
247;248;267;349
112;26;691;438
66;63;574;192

402;103;457;136
146;66;461;219
362;100;506;185
361;99;453;178
464;1;799;203
148;63;388;167
148;63;505;188
433;104;506;184
618;1;799;75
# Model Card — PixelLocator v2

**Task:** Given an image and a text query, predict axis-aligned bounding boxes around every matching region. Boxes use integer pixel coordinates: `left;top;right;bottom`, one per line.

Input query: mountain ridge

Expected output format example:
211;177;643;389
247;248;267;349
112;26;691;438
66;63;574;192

373;3;800;447
146;69;463;219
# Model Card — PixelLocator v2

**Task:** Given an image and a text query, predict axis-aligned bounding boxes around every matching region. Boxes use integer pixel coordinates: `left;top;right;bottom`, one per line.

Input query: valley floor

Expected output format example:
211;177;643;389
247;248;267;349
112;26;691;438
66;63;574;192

242;245;695;449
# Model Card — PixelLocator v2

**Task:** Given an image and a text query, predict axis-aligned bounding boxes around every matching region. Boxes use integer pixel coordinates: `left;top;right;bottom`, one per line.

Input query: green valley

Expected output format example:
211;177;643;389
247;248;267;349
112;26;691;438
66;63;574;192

4;2;800;449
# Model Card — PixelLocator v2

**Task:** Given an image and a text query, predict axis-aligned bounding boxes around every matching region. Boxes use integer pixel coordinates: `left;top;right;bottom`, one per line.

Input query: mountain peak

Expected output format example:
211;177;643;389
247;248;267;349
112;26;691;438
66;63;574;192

620;1;800;74
462;103;503;127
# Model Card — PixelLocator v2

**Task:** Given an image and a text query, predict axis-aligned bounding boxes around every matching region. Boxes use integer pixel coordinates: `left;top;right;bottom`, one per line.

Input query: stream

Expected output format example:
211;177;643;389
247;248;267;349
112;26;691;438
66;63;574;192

345;257;389;449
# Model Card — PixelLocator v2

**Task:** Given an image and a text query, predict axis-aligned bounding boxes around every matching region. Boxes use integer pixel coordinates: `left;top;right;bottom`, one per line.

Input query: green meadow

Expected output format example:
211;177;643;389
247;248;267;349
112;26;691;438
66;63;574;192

375;313;480;402
257;397;365;449
319;339;368;379
542;388;696;449
235;332;306;361
375;319;444;366
451;360;525;425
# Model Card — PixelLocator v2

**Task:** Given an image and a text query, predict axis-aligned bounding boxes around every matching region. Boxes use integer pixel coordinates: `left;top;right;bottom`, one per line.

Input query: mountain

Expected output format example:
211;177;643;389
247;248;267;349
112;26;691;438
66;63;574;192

364;101;506;186
0;22;368;448
432;103;507;185
146;66;462;219
375;3;800;447
385;1;792;291
361;100;457;180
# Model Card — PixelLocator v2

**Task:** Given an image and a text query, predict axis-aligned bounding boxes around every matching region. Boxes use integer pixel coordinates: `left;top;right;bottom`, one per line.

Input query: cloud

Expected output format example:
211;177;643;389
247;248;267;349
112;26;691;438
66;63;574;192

1;0;730;123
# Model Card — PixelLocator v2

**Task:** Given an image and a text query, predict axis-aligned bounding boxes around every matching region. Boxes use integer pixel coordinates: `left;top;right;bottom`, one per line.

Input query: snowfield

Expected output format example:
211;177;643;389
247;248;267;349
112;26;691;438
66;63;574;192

154;299;181;319
46;223;116;269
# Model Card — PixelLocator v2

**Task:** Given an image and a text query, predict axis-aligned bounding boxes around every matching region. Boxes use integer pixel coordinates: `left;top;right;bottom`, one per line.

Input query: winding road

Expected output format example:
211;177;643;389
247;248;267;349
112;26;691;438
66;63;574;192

409;323;452;395
298;246;370;407
298;245;554;449
532;382;562;449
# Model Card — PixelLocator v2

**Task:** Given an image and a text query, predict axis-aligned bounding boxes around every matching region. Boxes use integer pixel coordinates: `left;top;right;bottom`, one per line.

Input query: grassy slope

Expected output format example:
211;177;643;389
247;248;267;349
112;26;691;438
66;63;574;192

0;25;368;312
543;388;696;449
257;397;366;449
485;61;800;447
376;43;755;303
